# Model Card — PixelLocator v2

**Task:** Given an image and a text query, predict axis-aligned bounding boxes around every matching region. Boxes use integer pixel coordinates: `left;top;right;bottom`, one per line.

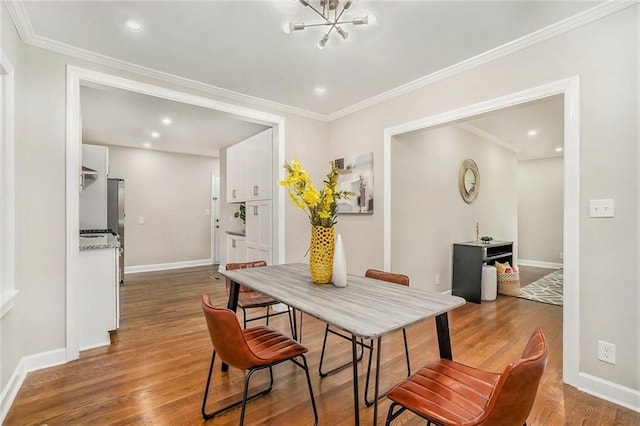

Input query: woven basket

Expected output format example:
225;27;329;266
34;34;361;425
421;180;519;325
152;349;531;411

497;271;521;296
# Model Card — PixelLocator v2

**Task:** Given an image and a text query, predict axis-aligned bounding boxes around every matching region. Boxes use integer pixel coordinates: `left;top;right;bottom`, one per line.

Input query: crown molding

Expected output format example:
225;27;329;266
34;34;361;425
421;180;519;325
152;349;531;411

4;1;328;122
6;0;637;123
327;0;638;121
455;122;521;153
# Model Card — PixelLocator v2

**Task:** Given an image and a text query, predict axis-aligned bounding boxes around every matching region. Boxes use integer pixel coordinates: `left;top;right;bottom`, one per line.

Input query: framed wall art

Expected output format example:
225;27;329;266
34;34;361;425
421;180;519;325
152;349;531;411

335;152;373;214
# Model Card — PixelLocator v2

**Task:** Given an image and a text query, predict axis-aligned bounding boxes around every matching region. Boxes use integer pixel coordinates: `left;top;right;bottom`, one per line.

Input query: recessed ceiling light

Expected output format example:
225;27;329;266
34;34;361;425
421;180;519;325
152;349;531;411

315;87;327;95
162;117;172;125
555;147;563;152
125;20;143;32
143;142;151;148
151;131;160;138
528;130;537;136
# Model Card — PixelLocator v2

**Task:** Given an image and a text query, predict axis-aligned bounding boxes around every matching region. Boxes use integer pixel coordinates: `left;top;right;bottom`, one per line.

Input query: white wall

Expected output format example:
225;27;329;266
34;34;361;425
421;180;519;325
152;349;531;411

106;145;218;268
391;125;517;292
2;2;68;395
518;156;564;264
327;6;638;391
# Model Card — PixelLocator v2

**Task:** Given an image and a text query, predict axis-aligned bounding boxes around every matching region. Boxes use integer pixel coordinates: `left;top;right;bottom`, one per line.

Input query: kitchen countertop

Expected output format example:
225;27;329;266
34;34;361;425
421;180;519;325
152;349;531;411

79;233;120;250
226;230;246;237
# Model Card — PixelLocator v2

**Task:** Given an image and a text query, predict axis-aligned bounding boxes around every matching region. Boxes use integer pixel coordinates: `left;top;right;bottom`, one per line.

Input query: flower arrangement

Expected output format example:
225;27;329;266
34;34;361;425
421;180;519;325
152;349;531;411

278;159;352;228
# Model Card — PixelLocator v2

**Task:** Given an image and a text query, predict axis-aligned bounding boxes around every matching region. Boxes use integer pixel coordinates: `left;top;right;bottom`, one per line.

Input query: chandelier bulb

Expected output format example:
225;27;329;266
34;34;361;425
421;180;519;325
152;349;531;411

282;22;293;34
336;26;349;40
317;34;329;49
366;13;377;25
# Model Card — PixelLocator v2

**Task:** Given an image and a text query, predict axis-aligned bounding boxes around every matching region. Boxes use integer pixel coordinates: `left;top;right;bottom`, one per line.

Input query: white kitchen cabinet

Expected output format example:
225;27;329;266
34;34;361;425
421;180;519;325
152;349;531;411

226;234;247;264
226;142;246;202
78;246;118;350
245;200;271;264
245;128;272;200
226;128;272;203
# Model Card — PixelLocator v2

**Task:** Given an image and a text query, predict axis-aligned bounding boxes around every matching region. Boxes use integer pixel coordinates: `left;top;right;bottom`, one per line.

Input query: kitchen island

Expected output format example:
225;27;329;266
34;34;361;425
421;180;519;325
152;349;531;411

79;232;120;350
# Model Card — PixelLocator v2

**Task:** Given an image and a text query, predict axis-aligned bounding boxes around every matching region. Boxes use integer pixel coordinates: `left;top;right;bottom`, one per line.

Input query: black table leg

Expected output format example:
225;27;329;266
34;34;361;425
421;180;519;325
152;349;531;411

351;334;360;425
291;308;299;341
373;337;382;425
435;313;452;360
222;279;240;372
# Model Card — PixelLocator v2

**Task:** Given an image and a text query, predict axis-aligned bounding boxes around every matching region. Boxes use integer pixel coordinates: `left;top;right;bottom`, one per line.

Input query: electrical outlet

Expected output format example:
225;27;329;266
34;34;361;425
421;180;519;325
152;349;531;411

435;274;441;287
597;340;616;364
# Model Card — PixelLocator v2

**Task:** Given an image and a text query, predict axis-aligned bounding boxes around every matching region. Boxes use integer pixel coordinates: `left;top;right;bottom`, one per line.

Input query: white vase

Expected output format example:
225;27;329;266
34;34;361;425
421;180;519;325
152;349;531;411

332;233;347;287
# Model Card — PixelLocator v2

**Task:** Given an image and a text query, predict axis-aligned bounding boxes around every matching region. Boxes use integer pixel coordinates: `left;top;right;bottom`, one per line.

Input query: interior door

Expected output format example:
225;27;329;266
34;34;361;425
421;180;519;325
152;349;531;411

211;173;220;264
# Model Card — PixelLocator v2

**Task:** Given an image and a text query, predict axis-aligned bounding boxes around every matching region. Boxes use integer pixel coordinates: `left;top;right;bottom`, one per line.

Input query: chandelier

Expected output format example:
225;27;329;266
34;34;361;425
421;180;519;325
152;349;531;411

282;0;377;50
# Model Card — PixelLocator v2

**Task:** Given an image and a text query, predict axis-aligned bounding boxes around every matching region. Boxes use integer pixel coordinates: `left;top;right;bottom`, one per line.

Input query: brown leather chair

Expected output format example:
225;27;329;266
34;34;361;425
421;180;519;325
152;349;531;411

318;268;411;406
201;294;318;425
225;261;294;334
385;328;549;426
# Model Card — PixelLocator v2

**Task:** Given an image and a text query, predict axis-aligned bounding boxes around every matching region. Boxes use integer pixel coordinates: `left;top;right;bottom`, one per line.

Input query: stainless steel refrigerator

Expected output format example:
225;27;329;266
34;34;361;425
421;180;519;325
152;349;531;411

107;178;125;283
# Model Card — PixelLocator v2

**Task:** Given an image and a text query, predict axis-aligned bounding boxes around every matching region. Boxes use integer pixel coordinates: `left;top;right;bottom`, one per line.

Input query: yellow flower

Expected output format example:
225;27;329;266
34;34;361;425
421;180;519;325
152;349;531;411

279;159;353;227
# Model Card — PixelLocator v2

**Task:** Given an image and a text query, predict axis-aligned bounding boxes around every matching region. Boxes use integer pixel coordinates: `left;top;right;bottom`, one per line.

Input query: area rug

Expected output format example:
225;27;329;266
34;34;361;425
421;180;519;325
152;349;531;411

516;269;563;306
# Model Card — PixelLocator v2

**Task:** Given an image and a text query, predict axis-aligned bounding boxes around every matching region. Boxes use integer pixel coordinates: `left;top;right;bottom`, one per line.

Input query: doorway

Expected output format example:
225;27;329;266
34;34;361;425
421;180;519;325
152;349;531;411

382;77;580;388
65;66;286;361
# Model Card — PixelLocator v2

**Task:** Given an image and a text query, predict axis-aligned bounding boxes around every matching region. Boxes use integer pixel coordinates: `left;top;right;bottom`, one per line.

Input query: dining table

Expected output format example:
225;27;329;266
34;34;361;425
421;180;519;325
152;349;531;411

220;262;466;425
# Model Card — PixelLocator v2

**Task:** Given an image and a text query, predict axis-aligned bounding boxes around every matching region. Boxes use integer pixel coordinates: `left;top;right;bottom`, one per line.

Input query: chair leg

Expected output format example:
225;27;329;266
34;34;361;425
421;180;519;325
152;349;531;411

318;325;366;377
238;367;274;426
365;328;411;406
242;307;247;329
385;402;405;425
201;350;217;419
300;355;319;426
265;305;270;326
201;351;274;421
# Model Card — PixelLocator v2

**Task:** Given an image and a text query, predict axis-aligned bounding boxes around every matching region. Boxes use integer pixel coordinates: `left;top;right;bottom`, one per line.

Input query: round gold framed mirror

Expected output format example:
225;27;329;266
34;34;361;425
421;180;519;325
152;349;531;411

459;159;480;203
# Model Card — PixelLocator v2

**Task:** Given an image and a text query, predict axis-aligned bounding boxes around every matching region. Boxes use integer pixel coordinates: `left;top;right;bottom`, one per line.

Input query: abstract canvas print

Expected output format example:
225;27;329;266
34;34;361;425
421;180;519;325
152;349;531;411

335;152;373;214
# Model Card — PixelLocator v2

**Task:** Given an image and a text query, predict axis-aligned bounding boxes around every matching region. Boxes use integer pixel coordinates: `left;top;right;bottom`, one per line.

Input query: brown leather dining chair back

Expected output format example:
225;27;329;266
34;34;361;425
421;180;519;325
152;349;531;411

201;294;318;425
225;260;294;334
385;328;549;426
365;269;409;286
476;328;549;425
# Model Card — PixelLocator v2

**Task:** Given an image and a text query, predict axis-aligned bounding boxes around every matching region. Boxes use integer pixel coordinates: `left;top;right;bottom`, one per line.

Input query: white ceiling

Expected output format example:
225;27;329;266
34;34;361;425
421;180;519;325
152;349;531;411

463;94;564;161
80;84;269;157
12;1;595;157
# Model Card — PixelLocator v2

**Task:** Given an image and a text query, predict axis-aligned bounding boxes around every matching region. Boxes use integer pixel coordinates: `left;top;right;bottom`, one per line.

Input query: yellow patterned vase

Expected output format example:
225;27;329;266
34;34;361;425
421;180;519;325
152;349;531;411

309;225;335;284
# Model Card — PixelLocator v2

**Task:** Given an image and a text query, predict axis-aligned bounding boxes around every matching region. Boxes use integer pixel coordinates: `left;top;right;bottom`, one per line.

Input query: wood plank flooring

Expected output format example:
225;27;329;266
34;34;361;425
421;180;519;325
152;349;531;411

5;265;640;425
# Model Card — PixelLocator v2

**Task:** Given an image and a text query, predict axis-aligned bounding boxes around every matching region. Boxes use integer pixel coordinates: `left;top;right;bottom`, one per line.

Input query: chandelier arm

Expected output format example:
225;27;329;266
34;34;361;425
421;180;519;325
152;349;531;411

305;3;332;23
302;20;354;28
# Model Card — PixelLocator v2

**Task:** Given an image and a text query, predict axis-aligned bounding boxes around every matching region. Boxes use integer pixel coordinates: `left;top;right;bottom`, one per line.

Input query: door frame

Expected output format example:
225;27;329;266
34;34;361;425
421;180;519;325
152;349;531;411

65;66;286;360
383;76;580;387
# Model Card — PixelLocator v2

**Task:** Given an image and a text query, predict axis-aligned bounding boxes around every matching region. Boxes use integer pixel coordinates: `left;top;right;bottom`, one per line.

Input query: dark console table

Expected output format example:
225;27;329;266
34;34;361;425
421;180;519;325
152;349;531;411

452;241;513;304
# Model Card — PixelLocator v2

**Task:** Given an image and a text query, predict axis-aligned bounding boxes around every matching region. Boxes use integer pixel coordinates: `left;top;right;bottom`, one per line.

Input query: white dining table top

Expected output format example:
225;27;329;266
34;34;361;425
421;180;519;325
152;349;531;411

220;262;466;339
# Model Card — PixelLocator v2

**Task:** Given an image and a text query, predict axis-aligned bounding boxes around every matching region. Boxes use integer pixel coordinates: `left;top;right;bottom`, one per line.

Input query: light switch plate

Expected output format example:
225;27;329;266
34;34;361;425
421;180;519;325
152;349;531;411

589;199;614;218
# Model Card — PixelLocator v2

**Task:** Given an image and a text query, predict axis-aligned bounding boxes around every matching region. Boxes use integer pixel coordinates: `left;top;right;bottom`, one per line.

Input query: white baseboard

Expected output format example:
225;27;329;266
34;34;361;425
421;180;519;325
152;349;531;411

0;348;66;423
518;259;563;269
577;372;640;413
124;258;213;274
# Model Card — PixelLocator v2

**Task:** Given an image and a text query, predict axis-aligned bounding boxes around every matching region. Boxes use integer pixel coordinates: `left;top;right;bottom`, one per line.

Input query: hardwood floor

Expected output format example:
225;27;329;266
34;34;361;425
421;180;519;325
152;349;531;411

5;265;639;425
